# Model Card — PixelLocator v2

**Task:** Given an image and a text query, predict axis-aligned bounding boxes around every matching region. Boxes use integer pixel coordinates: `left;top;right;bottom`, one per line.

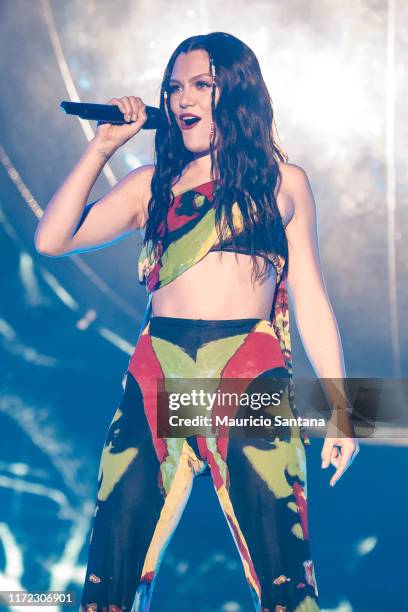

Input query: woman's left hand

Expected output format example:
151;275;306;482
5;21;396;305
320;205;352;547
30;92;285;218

321;436;360;487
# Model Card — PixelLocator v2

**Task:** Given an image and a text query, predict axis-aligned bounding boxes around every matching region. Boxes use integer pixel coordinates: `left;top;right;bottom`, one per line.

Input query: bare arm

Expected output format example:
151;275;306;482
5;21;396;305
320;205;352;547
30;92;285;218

283;162;359;485
34;95;151;257
284;164;344;379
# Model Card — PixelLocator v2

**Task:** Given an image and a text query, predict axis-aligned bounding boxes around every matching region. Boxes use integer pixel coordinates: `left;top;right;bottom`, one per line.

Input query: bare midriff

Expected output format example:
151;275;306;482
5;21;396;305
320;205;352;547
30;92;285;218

151;251;277;320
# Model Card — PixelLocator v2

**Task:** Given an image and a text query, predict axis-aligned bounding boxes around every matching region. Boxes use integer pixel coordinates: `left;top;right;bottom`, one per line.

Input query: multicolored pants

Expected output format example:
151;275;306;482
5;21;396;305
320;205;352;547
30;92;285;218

80;316;320;612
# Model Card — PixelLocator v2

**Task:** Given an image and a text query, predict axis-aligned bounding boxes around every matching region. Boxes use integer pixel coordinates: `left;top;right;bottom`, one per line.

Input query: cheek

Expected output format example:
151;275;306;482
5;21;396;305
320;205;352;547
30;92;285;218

203;98;215;117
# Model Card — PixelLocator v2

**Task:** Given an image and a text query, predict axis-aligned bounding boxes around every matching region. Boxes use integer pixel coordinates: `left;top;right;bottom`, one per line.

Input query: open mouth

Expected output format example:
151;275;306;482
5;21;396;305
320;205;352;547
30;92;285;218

180;115;202;129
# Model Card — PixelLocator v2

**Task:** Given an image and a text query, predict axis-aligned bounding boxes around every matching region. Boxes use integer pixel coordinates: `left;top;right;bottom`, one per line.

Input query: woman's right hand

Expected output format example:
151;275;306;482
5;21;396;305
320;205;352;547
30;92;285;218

92;96;148;156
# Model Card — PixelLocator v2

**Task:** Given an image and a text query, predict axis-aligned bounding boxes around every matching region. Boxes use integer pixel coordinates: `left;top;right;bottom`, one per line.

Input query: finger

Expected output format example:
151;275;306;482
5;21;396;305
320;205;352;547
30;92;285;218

330;447;340;469
133;98;147;126
129;96;140;122
330;440;360;485
109;97;122;109
126;98;146;129
330;447;355;487
321;439;335;468
343;440;359;467
348;445;359;466
120;96;133;122
109;97;126;118
136;102;147;127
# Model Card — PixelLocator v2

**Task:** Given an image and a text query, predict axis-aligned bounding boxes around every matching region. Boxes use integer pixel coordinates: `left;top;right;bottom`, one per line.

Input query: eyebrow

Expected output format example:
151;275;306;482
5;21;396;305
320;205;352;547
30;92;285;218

169;72;212;84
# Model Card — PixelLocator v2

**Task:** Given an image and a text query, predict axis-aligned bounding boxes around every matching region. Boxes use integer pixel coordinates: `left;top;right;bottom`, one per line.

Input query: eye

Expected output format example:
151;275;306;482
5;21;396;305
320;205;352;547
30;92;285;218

196;80;211;89
168;84;181;94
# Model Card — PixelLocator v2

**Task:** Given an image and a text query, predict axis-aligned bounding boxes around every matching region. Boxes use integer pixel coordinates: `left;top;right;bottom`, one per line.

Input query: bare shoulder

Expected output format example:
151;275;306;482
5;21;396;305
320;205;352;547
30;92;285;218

274;161;308;227
276;161;314;222
277;161;309;192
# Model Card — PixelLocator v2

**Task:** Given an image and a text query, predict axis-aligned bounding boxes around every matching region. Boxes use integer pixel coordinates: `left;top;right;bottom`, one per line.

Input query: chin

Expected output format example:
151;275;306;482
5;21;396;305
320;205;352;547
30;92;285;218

183;142;211;154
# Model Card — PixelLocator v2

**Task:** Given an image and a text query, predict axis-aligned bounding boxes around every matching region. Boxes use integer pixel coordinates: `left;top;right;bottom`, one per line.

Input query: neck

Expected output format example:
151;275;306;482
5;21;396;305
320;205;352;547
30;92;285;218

188;151;219;178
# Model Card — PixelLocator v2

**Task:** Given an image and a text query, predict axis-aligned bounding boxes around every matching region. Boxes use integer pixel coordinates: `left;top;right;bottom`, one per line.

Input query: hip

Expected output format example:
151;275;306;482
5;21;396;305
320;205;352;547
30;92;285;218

128;315;289;395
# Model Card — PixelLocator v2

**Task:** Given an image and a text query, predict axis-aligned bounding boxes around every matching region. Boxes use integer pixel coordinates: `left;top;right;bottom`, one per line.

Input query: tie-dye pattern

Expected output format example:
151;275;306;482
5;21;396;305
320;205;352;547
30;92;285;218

80;317;319;611
80;181;319;611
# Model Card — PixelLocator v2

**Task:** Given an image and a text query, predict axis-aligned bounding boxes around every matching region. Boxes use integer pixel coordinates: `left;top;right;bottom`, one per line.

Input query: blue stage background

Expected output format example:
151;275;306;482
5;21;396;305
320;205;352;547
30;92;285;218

1;1;407;610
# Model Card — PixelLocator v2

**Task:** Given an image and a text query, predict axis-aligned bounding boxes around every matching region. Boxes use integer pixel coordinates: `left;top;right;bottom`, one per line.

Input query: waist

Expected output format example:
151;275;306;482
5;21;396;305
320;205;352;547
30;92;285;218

154;255;276;318
150;315;268;327
151;281;276;321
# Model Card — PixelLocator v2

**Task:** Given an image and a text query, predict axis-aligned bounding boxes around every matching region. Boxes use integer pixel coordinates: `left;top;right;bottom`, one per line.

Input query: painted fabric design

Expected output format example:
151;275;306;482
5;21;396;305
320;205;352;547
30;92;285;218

137;180;285;293
80;316;320;612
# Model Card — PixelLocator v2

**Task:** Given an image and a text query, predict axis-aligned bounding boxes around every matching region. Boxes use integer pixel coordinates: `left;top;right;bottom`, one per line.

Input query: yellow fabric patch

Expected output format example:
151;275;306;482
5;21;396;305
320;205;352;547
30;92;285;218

243;438;306;499
215;484;261;601
141;443;197;575
291;522;305;540
253;319;280;341
97;407;139;502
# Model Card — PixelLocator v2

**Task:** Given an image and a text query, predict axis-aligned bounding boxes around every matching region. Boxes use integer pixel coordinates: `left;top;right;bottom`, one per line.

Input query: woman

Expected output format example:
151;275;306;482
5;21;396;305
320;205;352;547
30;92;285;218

35;32;359;612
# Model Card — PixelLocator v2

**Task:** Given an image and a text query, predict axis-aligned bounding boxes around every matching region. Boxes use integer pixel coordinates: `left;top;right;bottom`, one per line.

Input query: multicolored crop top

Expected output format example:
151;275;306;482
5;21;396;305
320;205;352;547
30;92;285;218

136;179;309;445
138;179;285;293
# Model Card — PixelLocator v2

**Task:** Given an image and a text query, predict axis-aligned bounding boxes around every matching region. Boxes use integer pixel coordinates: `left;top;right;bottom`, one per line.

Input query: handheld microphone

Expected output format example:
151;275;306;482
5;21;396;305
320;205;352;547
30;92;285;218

60;101;163;130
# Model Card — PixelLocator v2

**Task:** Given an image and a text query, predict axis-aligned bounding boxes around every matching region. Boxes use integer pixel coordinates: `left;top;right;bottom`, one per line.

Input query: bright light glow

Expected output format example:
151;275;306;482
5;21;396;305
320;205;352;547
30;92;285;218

124;153;144;169
356;535;378;555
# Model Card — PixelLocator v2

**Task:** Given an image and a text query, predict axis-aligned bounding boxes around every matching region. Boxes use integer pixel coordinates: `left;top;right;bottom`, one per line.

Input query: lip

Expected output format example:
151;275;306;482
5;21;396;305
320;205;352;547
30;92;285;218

179;112;202;130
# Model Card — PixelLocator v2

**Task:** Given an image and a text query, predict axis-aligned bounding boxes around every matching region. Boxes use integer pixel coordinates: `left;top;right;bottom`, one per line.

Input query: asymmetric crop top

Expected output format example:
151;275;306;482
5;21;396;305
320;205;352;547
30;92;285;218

138;179;285;294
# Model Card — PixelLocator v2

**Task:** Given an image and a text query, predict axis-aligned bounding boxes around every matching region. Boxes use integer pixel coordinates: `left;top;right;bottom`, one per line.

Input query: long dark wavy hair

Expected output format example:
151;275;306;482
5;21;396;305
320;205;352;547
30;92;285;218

143;32;289;283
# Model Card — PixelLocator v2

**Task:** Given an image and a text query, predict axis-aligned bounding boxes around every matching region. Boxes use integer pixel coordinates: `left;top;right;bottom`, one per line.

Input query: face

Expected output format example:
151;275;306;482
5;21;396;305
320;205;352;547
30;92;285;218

168;49;220;154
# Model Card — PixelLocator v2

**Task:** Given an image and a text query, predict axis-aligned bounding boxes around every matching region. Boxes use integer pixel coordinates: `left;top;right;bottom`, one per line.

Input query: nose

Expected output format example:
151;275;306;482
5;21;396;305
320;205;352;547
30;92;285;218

179;86;196;108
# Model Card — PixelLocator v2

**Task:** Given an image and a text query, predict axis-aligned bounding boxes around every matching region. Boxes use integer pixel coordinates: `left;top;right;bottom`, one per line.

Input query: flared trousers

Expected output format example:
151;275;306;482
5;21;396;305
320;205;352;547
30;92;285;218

80;316;320;612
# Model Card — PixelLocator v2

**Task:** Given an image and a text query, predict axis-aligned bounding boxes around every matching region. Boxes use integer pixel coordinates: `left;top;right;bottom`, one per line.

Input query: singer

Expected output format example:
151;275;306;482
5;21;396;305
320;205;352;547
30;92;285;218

35;32;359;612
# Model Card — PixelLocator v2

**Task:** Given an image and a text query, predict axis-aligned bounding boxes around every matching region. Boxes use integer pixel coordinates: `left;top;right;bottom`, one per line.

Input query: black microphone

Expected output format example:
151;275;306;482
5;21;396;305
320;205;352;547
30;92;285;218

60;101;163;130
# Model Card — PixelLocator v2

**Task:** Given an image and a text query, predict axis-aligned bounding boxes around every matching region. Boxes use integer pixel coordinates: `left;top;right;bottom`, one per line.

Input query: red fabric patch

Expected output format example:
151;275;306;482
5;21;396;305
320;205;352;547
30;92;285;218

293;481;308;541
